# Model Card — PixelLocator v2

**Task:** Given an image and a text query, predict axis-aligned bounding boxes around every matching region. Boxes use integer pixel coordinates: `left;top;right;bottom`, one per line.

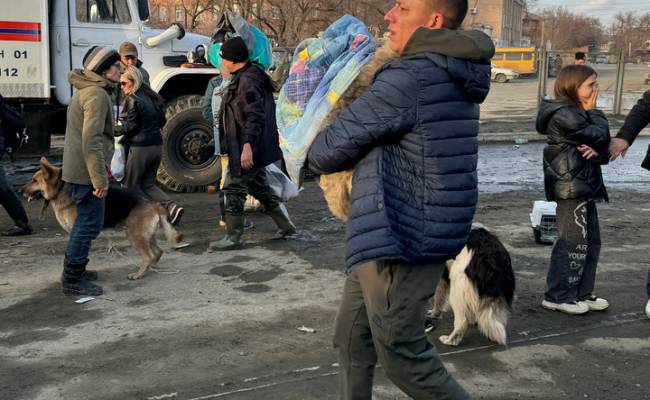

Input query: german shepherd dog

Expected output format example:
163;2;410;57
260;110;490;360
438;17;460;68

429;225;515;346
23;158;184;280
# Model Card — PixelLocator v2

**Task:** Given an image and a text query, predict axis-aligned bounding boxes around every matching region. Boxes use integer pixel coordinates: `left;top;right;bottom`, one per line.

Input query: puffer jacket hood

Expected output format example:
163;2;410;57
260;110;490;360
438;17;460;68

402;28;495;103
537;99;572;136
68;69;115;91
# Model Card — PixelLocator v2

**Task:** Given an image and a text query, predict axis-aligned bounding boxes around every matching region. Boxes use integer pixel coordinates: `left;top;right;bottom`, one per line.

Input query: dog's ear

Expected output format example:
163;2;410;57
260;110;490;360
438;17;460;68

39;157;58;179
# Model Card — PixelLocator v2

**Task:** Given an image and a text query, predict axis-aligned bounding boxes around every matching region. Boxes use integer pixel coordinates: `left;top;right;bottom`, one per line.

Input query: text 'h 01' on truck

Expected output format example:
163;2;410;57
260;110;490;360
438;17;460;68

0;0;221;192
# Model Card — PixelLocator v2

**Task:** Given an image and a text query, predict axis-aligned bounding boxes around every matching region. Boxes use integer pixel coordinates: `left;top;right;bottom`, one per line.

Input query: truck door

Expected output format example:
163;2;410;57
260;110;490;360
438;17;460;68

68;0;140;70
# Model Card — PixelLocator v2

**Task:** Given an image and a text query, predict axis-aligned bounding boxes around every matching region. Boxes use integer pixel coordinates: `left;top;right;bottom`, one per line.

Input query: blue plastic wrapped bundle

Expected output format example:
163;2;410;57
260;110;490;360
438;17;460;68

276;15;377;184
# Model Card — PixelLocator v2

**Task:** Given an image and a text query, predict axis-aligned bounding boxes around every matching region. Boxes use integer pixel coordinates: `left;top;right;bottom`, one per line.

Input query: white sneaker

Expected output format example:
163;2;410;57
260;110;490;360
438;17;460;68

582;296;609;311
542;300;589;315
645;299;650;319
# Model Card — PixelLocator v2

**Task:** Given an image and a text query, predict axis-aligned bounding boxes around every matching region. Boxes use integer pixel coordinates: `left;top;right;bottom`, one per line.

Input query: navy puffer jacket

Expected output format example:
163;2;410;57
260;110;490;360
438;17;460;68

308;28;494;270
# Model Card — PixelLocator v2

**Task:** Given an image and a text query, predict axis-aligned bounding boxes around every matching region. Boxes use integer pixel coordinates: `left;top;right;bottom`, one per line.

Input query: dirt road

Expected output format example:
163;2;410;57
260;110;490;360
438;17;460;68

1;143;650;399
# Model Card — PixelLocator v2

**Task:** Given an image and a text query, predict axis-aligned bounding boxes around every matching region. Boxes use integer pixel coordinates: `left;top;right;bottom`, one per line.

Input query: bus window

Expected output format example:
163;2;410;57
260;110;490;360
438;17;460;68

523;53;533;60
494;53;504;60
506;52;522;60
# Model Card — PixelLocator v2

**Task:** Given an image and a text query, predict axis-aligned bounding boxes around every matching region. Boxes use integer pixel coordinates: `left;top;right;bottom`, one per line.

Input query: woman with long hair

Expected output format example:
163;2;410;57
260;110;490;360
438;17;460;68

536;64;611;315
119;66;184;225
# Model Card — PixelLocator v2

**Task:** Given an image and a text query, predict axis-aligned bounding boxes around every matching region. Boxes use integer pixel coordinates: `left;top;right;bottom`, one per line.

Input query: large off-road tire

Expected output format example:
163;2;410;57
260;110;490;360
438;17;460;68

157;95;220;193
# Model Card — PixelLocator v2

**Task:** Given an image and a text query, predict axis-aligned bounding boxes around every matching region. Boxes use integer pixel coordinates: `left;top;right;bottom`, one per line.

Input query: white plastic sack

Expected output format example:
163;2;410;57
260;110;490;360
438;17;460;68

111;137;125;182
266;164;299;202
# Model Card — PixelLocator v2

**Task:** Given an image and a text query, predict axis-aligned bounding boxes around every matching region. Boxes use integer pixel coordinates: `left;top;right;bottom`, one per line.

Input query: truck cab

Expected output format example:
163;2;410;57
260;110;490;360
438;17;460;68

1;0;221;192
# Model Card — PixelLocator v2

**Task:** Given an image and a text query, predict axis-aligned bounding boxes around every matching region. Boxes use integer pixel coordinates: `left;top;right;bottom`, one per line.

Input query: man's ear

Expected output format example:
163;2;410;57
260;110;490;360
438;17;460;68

428;13;445;29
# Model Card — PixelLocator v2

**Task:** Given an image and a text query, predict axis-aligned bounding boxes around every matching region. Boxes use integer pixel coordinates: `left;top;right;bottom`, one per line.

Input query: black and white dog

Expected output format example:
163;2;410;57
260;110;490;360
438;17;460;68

428;225;515;346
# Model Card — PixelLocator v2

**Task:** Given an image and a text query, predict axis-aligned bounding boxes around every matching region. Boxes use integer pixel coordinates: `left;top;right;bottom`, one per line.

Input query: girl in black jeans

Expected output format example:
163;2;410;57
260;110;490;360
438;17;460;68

536;65;611;315
118;66;184;225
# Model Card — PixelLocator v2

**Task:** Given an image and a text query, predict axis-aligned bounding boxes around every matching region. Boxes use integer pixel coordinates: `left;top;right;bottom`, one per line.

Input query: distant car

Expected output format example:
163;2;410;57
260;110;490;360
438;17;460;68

491;65;519;83
595;54;608;64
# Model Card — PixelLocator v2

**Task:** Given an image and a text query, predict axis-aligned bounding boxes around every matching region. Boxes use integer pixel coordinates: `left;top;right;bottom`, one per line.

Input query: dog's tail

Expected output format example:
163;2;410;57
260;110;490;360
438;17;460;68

156;205;184;244
477;299;508;345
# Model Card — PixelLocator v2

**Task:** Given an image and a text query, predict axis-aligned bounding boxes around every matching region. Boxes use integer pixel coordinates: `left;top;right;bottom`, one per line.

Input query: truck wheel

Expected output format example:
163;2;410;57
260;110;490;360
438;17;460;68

158;95;220;193
495;74;508;83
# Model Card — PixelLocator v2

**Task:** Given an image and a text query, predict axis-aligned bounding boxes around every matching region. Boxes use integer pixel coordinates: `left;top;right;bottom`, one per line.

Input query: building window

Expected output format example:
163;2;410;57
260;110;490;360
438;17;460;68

175;6;184;22
159;6;168;22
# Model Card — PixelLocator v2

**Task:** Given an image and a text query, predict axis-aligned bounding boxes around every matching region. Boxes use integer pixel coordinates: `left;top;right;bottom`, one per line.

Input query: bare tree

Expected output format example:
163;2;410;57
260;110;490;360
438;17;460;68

609;11;650;57
536;7;604;50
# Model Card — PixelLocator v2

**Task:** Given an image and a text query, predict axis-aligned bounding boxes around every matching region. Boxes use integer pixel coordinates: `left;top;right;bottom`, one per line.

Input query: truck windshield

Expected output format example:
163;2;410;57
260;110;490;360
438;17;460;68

76;0;132;24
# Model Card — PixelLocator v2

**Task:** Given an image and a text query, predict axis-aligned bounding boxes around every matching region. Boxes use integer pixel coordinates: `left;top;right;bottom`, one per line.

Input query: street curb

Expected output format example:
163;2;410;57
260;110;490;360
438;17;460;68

479;128;650;143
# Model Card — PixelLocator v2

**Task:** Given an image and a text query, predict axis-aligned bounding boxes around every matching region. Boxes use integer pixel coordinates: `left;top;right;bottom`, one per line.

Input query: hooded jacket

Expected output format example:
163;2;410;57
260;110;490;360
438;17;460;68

62;69;115;189
307;28;494;270
536;99;610;202
218;63;281;177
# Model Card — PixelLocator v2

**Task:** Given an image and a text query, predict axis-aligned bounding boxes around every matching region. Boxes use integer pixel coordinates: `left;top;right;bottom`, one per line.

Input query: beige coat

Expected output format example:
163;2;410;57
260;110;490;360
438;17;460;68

62;69;115;189
317;44;398;222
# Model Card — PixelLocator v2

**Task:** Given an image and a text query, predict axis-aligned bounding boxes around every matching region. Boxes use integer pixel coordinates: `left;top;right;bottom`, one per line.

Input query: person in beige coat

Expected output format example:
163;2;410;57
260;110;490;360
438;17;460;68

61;46;121;296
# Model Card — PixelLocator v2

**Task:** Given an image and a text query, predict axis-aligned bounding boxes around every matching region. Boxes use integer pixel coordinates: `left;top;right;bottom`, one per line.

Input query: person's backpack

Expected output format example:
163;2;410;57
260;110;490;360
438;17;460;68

0;94;28;161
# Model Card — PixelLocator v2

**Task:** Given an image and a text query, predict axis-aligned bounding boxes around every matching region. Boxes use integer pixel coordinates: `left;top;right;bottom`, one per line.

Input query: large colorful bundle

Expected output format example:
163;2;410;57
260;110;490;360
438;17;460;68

276;15;377;184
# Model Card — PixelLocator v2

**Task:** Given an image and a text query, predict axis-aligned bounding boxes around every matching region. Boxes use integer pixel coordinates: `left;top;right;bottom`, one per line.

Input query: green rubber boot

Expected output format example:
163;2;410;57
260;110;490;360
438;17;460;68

267;204;297;237
209;215;245;251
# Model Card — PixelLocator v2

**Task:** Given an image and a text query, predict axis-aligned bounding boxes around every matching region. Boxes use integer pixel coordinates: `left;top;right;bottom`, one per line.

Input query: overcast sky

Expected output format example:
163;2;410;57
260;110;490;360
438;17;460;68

533;0;650;27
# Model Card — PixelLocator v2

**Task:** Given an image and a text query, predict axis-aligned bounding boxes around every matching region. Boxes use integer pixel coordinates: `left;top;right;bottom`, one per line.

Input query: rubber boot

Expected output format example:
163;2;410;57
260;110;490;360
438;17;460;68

208;214;244;251
267;204;297;237
61;259;103;296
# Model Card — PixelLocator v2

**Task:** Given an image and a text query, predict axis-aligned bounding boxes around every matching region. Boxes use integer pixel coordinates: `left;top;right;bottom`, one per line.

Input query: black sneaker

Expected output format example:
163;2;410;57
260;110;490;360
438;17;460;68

424;317;435;334
168;204;184;226
2;222;33;236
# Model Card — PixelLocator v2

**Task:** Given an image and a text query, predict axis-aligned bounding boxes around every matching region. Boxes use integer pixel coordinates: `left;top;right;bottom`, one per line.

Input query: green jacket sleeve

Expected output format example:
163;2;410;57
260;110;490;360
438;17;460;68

80;87;111;189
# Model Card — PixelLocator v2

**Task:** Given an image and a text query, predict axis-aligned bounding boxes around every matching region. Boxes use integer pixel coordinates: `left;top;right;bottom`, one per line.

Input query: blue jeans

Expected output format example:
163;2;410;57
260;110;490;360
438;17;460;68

64;184;105;264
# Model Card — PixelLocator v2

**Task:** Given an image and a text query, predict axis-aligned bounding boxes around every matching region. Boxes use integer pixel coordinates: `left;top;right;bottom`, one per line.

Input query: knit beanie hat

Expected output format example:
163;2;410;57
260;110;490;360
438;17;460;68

219;37;249;63
83;46;120;74
119;41;138;58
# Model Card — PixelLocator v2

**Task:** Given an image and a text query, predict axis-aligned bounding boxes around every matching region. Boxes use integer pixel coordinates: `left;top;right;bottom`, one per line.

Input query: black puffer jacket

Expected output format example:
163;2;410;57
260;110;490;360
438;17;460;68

617;89;650;170
537;99;610;201
218;63;281;177
118;87;166;147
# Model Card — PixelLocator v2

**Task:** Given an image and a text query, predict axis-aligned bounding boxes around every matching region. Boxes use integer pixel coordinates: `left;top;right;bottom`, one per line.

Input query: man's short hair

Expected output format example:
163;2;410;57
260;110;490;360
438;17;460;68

575;51;586;61
427;0;468;29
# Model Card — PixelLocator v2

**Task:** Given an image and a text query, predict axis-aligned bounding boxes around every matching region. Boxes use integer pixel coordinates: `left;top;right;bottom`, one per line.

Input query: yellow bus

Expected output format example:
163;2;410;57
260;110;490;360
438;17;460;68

492;48;537;75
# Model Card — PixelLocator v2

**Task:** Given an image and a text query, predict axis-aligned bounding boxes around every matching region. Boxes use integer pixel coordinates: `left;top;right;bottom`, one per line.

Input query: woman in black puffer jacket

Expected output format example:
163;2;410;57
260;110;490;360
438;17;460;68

536;65;611;316
118;66;184;225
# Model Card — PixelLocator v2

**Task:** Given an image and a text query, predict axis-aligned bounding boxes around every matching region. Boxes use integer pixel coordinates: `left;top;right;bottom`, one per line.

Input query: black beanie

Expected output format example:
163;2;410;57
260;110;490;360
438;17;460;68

220;37;249;63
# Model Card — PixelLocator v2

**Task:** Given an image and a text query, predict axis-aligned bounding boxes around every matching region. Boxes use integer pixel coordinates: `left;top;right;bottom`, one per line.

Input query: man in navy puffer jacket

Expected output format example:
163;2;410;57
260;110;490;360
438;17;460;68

307;0;493;398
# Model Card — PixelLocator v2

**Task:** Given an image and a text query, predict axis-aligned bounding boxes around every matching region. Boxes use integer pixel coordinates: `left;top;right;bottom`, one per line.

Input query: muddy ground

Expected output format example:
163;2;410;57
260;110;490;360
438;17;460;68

1;143;650;400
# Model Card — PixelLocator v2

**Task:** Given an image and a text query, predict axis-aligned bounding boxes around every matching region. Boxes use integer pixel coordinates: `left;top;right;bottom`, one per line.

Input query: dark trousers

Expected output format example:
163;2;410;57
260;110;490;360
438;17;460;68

334;260;470;400
0;162;28;225
545;199;601;303
64;184;105;264
646;269;650;298
123;145;171;208
222;165;279;216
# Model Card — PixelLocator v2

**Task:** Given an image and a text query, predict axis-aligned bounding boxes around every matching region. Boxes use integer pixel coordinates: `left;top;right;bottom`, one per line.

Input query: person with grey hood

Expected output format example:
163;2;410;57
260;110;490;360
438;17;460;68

61;46;121;296
537;65;611;316
307;0;493;398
